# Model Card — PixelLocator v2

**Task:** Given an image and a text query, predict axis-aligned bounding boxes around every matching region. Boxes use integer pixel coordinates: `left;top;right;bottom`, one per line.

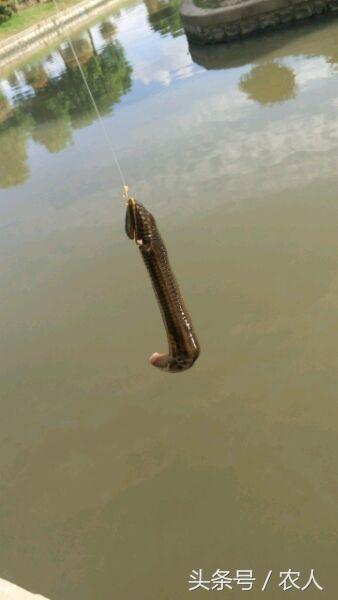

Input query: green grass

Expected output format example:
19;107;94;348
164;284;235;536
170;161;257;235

0;0;82;40
193;0;221;7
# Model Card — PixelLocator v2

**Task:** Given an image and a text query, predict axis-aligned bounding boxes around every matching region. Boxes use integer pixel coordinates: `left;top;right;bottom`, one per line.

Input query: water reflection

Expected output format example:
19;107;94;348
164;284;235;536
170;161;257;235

0;0;188;189
0;91;11;122
24;64;50;91
0;119;30;188
0;26;132;187
60;35;96;69
189;18;338;71
144;0;183;37
188;18;338;109
99;19;117;41
239;62;297;106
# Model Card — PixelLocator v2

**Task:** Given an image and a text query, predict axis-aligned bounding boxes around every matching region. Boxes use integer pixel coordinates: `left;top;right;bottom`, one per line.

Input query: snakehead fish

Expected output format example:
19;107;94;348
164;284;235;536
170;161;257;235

125;197;200;373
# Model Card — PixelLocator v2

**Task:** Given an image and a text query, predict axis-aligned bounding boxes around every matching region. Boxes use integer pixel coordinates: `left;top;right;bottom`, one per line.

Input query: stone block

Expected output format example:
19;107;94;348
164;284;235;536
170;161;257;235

240;18;258;35
224;22;241;38
258;10;280;29
211;27;227;41
279;6;294;20
312;0;327;12
294;2;313;17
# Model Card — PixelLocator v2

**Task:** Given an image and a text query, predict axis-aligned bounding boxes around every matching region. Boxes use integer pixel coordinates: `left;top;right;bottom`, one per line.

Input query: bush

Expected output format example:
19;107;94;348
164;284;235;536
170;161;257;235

0;0;13;23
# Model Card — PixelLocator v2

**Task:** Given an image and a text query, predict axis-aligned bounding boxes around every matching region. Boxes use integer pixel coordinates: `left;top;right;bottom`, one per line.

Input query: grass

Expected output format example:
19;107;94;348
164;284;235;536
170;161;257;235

0;0;83;40
193;0;221;7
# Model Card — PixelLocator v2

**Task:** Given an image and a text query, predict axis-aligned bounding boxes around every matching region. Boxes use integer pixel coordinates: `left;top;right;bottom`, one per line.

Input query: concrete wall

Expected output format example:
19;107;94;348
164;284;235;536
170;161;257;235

0;577;49;599
180;0;338;43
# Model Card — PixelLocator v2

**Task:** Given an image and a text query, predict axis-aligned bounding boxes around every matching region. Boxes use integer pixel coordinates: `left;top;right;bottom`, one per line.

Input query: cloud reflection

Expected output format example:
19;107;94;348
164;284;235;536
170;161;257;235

132;36;194;86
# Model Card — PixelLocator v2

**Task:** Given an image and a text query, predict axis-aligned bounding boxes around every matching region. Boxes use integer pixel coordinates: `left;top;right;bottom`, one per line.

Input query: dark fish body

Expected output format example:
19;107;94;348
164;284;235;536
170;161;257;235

126;198;200;373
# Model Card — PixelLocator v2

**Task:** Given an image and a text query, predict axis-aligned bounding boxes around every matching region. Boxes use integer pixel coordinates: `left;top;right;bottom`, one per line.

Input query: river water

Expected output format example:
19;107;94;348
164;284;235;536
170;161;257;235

0;3;337;598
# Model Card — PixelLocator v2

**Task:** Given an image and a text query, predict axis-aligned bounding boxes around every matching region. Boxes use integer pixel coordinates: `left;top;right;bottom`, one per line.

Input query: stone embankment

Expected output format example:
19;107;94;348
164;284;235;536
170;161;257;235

180;0;338;44
0;0;119;71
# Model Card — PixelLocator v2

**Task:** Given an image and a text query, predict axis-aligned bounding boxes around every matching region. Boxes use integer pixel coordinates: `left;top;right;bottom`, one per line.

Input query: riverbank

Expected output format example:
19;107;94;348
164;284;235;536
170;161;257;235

0;0;80;40
0;0;122;71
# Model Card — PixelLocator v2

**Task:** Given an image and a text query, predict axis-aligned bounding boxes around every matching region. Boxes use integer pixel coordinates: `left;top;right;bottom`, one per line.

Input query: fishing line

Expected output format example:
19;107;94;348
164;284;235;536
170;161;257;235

52;0;128;195
50;2;201;374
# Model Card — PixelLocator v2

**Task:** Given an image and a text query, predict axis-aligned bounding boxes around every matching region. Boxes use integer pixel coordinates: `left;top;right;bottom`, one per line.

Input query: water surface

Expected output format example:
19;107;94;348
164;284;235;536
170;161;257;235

0;4;337;599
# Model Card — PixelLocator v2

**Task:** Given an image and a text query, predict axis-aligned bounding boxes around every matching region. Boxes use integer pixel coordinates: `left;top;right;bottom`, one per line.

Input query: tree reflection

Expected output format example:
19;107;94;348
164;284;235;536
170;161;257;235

24;64;49;90
100;19;117;42
0;34;132;187
60;37;94;69
0;120;30;188
0;92;11;123
144;0;183;38
59;39;132;129
327;47;338;70
32;118;73;154
239;62;297;106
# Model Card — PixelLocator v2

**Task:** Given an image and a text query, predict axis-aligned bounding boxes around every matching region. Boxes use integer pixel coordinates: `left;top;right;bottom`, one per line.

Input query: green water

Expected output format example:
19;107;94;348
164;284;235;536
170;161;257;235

0;4;337;598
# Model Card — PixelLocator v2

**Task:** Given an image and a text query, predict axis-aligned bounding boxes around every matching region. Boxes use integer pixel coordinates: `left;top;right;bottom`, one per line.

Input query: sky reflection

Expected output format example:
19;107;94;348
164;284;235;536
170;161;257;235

0;0;338;206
